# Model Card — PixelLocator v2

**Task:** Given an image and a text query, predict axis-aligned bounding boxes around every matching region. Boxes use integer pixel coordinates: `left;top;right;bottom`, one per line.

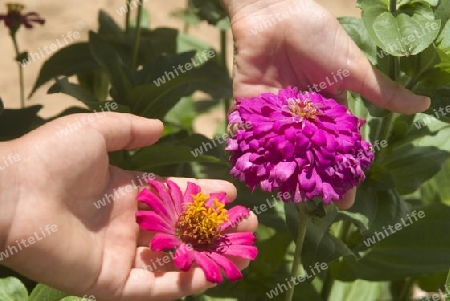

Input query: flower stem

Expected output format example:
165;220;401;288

285;204;308;301
12;36;25;109
125;0;131;33
131;2;143;70
220;29;231;127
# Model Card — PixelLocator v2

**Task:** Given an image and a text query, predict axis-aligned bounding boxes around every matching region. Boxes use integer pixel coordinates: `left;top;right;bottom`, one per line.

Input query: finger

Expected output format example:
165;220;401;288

165;177;238;201
89;113;163;151
335;187;356;210
343;43;430;114
121;267;217;301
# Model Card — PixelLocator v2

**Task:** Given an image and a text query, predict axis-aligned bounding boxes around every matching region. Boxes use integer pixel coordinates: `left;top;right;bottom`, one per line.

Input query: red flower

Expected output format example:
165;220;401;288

0;3;44;31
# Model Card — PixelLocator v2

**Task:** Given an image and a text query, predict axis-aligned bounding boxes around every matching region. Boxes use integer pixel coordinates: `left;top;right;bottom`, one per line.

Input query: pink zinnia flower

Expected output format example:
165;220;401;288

226;87;373;203
136;179;258;283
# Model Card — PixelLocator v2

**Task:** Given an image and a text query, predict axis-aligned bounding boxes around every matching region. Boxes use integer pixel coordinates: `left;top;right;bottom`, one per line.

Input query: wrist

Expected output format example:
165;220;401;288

0;141;21;254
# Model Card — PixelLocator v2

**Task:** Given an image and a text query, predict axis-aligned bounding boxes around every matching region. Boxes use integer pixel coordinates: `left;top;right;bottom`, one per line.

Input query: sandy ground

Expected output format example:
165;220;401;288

0;0;359;136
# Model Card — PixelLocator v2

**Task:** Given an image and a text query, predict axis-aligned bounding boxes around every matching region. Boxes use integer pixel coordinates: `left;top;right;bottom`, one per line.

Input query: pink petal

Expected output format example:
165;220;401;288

220;206;250;231
173;244;195;271
206;192;231;206
136;211;174;234
221;232;257;245
149;180;177;217
219;245;258;260
194;252;223;283
150;233;181;252
207;252;243;281
183;182;201;204
137;188;174;223
166;180;183;216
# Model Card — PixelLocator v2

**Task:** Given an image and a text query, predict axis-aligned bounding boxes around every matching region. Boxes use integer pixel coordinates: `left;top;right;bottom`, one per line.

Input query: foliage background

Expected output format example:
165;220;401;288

1;0;450;301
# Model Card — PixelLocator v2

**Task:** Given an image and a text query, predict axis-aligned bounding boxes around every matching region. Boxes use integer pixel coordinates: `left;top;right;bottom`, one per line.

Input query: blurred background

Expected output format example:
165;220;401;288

0;0;359;136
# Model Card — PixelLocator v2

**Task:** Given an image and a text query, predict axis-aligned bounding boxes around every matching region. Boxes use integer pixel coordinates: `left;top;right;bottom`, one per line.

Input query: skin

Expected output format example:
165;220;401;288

222;0;430;208
0;113;257;301
0;0;432;299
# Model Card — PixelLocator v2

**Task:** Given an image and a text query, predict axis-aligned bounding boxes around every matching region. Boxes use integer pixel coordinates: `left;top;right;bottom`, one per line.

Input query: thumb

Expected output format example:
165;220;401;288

344;45;430;114
89;113;163;151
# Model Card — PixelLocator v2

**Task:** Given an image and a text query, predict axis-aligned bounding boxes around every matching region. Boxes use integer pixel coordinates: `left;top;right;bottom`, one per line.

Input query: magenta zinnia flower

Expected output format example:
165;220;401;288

226;87;373;203
0;3;45;31
136;179;257;283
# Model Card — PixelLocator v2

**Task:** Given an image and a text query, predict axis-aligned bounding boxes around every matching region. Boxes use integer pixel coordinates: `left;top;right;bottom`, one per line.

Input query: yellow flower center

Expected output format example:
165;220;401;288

176;192;229;247
6;3;25;15
287;98;319;120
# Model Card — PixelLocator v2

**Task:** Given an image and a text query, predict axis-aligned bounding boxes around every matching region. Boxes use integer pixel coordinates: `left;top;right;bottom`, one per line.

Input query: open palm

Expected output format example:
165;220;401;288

1;113;257;301
226;0;430;113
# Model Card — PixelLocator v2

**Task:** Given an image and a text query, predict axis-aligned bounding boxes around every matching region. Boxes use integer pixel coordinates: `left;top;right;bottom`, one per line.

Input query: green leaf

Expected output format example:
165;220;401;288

77;70;110;102
331;204;450;280
349;186;410;239
360;0;441;56
436;0;450;28
177;33;212;53
88;31;133;104
0;277;28;301
29;284;69;301
191;0;228;26
284;203;354;268
0;105;43;141
165;96;196;129
383;144;450;194
48;77;99;105
398;0;439;7
421;159;450;205
328;279;391;301
131;144;221;170
338;17;377;64
30;43;100;97
138;28;178;61
98;10;123;38
437;20;450;55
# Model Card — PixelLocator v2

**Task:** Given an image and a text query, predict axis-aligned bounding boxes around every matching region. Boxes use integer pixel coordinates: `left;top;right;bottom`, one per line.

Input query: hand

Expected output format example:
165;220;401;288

221;0;431;209
0;113;257;301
